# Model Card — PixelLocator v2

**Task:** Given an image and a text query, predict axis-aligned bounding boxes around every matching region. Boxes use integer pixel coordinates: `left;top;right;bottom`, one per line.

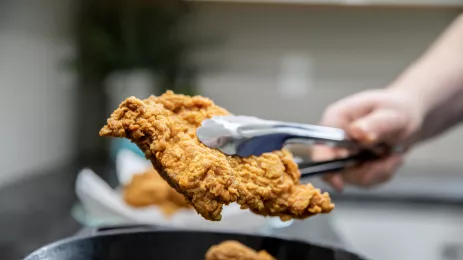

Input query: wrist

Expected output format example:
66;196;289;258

388;82;428;112
385;84;428;146
387;79;463;144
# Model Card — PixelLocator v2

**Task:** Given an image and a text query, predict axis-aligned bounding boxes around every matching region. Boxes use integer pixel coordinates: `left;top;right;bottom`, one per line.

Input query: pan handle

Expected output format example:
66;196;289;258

76;224;167;237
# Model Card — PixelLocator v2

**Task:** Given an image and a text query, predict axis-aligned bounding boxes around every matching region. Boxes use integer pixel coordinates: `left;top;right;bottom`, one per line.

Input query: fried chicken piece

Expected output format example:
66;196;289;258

100;91;334;221
123;168;191;217
205;241;275;260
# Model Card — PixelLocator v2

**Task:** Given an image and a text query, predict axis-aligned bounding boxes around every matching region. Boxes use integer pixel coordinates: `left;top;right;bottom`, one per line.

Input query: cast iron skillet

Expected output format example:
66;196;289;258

24;225;367;260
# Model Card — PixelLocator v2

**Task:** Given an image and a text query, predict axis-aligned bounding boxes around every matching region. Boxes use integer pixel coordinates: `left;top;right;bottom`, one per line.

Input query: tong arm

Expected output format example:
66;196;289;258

197;116;359;157
298;147;395;178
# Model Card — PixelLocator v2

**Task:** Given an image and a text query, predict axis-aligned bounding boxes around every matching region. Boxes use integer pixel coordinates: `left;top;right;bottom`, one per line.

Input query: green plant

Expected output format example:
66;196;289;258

71;0;197;94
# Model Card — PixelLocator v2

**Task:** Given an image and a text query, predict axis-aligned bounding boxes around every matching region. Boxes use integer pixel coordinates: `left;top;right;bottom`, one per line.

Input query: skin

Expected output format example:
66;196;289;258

315;13;463;191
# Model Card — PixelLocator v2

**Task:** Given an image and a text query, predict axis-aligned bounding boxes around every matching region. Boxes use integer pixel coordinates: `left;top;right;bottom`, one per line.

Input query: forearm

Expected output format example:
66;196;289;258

390;13;463;143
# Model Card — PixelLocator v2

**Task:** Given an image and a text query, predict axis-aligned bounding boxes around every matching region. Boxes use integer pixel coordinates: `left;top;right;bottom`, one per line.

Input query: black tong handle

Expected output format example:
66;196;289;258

298;145;394;178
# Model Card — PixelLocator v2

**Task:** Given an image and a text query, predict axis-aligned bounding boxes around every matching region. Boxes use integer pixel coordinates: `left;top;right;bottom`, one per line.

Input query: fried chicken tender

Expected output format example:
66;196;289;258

100;91;334;221
205;241;275;260
123;168;191;217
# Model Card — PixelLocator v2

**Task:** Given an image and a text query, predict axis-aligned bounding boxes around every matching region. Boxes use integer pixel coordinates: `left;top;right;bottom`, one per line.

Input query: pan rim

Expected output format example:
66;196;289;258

23;229;367;260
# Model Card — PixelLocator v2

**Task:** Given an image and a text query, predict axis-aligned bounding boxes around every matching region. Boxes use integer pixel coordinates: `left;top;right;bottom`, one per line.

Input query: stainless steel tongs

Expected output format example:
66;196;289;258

196;115;402;178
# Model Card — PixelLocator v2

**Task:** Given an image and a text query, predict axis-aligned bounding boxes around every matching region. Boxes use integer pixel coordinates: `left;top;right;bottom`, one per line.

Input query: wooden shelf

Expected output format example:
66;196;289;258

190;0;463;10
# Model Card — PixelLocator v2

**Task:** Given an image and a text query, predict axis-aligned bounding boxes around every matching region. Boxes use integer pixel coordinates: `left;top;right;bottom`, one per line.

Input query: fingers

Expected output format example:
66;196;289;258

312;145;347;192
317;89;407;190
321;90;408;145
323;174;344;192
349;109;408;145
338;154;403;188
320;154;403;191
363;154;403;185
312;143;403;191
311;145;349;166
320;90;383;128
311;144;344;191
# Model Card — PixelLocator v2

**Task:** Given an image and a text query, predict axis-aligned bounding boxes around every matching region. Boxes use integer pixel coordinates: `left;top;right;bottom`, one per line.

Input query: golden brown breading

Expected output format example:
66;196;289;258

100;91;334;221
123;168;191;217
205;241;275;260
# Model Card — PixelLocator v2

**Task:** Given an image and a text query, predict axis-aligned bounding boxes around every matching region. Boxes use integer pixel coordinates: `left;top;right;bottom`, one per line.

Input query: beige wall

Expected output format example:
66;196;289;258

189;4;463;168
0;0;76;185
0;2;460;185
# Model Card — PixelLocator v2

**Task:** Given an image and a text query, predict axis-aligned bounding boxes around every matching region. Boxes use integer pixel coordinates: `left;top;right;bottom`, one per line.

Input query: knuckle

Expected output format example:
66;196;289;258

321;106;340;124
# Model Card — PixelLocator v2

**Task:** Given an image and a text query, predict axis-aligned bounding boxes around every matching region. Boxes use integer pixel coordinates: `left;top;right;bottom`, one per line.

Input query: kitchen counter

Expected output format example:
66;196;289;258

0;166;80;259
4;163;463;259
312;163;463;203
2;164;347;259
0;163;116;259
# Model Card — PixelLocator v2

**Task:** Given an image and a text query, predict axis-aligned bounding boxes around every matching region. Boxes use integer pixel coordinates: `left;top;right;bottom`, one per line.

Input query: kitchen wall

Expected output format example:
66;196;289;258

189;4;463;169
0;2;460;186
0;0;76;186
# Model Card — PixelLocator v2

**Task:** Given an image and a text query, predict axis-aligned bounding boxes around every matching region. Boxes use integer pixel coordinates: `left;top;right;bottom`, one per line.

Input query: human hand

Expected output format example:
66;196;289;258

313;88;424;191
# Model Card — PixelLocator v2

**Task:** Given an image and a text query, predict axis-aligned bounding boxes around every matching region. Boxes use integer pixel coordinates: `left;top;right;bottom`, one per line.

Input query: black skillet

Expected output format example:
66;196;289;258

24;224;367;260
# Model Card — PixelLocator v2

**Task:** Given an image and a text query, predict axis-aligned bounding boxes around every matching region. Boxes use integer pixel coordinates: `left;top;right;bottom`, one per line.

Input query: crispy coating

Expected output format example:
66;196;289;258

205;241;275;260
123;168;191;217
100;91;334;221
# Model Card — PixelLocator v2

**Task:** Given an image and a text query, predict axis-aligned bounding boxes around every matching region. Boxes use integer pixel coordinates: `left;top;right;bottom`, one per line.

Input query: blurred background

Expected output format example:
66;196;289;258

2;0;463;259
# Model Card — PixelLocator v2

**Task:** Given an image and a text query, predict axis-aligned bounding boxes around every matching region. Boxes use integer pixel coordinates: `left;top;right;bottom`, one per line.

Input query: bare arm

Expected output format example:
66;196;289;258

390;13;463;143
317;13;463;190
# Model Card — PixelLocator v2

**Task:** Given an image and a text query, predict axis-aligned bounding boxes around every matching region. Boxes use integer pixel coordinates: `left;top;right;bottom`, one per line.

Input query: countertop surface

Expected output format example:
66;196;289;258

0;163;117;259
1;164;346;259
310;163;463;203
0;166;81;259
3;162;463;259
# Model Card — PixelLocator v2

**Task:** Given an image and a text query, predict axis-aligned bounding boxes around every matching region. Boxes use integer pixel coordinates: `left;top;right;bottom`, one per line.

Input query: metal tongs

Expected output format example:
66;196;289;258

196;115;403;178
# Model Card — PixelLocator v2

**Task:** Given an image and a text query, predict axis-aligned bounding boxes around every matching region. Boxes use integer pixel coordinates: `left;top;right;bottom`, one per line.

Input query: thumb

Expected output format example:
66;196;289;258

349;109;408;144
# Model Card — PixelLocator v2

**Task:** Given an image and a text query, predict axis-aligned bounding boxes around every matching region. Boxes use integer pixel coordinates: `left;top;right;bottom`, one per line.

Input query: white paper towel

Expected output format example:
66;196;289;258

75;149;274;232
